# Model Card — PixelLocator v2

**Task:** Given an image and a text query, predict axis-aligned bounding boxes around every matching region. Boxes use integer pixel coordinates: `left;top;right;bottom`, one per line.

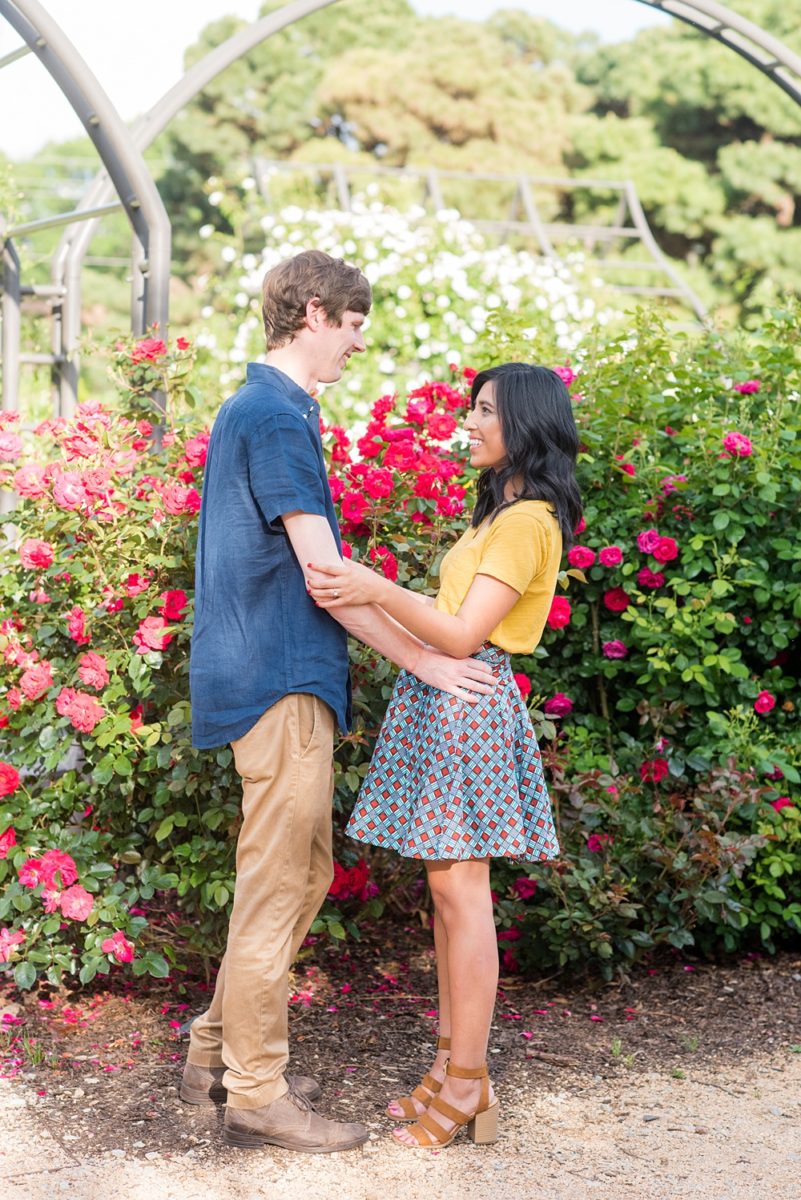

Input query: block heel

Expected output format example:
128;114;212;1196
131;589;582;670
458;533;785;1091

397;1061;496;1150
468;1098;499;1144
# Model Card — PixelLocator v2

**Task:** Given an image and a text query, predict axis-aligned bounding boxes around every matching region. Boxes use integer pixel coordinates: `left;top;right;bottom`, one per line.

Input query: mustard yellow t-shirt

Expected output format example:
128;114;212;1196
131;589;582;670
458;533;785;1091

434;500;562;654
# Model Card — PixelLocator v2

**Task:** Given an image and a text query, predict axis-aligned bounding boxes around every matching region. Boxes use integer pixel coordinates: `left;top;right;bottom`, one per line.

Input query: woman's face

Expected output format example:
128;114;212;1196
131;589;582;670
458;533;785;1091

464;381;507;471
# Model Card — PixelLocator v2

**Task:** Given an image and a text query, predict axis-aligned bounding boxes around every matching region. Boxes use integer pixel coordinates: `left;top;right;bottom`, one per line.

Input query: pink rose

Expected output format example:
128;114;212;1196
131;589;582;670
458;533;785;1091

13;465;48;498
574;516;586;535
514;673;532;700
0;763;20;797
586;833;614;853
661;474;687;495
19;538;54;570
0;431;23;461
603;588;631;613
0;928;25;963
754;690;775;715
133;616;173;655
0;827;16;858
770;797;793;812
722;431;753;458
52;470;87;511
77;652;109;691
602;640;629;659
598;546;623;567
652;536;679;564
59;884;94;921
552;365;577;387
19;661;54;701
544;692;573;717
733;380;760;394
101;930;135;963
567;545;596;569
637;529;661;555
546;595;572;630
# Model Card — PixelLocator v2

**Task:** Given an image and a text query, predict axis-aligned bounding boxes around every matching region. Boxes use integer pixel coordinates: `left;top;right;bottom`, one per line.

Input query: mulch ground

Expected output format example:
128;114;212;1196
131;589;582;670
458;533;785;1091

1;923;800;1160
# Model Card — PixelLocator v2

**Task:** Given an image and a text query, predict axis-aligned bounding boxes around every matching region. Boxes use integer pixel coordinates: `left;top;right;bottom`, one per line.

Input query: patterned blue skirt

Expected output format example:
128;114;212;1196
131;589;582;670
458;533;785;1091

346;644;559;862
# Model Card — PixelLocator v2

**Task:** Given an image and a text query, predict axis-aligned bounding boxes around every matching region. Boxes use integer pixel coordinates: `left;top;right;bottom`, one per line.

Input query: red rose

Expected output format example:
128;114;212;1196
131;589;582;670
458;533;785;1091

362;468;393;500
636;567;665;590
544;692;573;717
125;572;151;597
0;764;20;797
652;536;679;564
368;546;399;582
159;590;189;621
130;337;167;363
603;588;631;613
598;546;623;567
183;433;209;468
567;545;595;569
66;606;91;645
77;652;109;691
63;691;104;734
102;930;135;963
133;616;173;655
640;757;669;783
426;412;457;441
0;827;16;859
176;337;191;351
546;595;572;630
754;690;776;715
19;661;54;701
340;490;369;523
513;673;532;700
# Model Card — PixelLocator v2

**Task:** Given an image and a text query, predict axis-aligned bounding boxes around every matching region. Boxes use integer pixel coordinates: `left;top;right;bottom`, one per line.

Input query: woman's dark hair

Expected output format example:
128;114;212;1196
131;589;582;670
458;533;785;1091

470;363;582;546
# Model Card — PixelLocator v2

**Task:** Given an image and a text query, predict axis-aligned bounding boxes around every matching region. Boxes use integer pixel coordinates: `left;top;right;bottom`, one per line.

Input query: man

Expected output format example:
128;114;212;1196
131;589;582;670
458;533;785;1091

183;250;495;1154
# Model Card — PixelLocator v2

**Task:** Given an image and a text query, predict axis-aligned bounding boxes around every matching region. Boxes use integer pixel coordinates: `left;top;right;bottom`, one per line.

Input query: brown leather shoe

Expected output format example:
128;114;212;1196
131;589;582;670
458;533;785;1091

223;1081;369;1153
179;1062;321;1107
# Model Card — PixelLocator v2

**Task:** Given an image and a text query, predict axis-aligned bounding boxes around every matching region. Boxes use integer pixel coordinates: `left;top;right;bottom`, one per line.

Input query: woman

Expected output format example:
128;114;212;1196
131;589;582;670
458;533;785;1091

307;363;581;1150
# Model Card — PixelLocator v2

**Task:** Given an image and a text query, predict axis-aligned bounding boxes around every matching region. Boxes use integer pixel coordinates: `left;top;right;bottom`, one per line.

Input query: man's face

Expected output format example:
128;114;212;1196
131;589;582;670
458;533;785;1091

314;308;367;384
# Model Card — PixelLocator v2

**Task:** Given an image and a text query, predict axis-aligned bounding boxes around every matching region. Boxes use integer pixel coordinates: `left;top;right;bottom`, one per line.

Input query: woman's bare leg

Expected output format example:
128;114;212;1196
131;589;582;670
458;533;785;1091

394;858;497;1145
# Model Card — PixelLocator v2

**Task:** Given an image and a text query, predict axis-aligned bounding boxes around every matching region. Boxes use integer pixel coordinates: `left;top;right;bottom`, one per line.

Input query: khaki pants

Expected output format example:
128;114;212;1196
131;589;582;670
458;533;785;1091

187;693;335;1109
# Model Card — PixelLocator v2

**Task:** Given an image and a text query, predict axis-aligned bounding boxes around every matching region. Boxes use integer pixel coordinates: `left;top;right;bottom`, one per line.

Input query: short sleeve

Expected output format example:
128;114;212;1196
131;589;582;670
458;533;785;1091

476;507;551;595
247;413;328;528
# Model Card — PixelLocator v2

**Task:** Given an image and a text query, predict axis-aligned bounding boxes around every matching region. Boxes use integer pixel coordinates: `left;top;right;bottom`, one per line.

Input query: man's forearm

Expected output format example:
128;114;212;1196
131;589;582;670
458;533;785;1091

332;601;426;674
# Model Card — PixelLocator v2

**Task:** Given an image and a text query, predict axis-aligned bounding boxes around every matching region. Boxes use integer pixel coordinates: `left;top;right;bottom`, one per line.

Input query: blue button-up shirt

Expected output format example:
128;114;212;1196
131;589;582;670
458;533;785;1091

190;363;351;748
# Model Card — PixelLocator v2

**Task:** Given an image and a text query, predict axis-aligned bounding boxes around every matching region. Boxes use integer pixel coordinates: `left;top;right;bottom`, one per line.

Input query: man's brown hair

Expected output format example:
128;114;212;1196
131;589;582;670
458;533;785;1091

261;250;372;350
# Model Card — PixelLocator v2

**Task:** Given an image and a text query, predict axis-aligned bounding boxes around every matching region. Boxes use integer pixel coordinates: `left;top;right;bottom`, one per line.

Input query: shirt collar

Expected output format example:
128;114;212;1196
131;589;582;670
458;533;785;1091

246;362;319;420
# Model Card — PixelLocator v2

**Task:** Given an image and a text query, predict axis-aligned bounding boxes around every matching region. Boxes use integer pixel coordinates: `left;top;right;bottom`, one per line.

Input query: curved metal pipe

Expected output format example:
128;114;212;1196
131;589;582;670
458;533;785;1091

51;0;337;413
0;0;171;411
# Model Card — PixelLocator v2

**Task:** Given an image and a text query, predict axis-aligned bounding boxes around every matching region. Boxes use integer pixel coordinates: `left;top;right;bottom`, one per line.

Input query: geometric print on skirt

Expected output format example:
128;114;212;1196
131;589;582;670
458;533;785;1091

346;643;560;862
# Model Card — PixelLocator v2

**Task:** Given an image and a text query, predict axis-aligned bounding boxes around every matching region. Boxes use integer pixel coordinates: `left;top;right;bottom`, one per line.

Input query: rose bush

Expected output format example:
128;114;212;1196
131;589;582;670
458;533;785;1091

1;302;799;986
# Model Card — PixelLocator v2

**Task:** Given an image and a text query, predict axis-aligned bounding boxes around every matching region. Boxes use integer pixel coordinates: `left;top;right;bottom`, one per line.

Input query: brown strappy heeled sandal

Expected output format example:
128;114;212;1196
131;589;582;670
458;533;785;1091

397;1062;499;1149
386;1036;451;1121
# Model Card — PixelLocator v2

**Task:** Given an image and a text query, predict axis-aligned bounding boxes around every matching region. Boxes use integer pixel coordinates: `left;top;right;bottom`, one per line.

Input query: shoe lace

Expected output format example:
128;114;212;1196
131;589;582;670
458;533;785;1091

286;1079;314;1113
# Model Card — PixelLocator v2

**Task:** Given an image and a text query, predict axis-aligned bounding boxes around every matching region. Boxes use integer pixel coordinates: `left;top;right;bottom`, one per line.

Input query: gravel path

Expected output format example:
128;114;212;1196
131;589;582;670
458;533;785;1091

2;1050;799;1200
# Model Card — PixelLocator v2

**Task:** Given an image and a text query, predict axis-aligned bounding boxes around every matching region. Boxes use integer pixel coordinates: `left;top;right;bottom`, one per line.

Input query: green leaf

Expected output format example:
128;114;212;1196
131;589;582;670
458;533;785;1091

14;960;36;990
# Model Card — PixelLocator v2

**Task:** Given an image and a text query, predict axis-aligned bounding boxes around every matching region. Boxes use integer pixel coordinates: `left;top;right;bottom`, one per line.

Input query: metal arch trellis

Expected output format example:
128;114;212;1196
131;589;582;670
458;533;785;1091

0;0;171;414
0;0;800;420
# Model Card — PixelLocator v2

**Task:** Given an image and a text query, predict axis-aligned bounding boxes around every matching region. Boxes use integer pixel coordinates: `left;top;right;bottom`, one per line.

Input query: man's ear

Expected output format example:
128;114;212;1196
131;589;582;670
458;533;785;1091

305;297;324;330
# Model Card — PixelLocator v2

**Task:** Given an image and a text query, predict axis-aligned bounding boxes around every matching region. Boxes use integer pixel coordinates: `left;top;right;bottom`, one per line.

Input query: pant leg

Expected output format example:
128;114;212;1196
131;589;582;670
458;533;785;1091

187;693;334;1109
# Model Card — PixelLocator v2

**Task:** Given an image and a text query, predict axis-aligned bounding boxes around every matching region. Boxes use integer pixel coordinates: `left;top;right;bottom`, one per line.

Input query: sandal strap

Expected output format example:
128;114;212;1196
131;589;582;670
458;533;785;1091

418;1109;451;1142
446;1063;488;1080
428;1095;470;1125
436;1036;451;1051
395;1095;420;1120
411;1074;442;1103
405;1120;437;1147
